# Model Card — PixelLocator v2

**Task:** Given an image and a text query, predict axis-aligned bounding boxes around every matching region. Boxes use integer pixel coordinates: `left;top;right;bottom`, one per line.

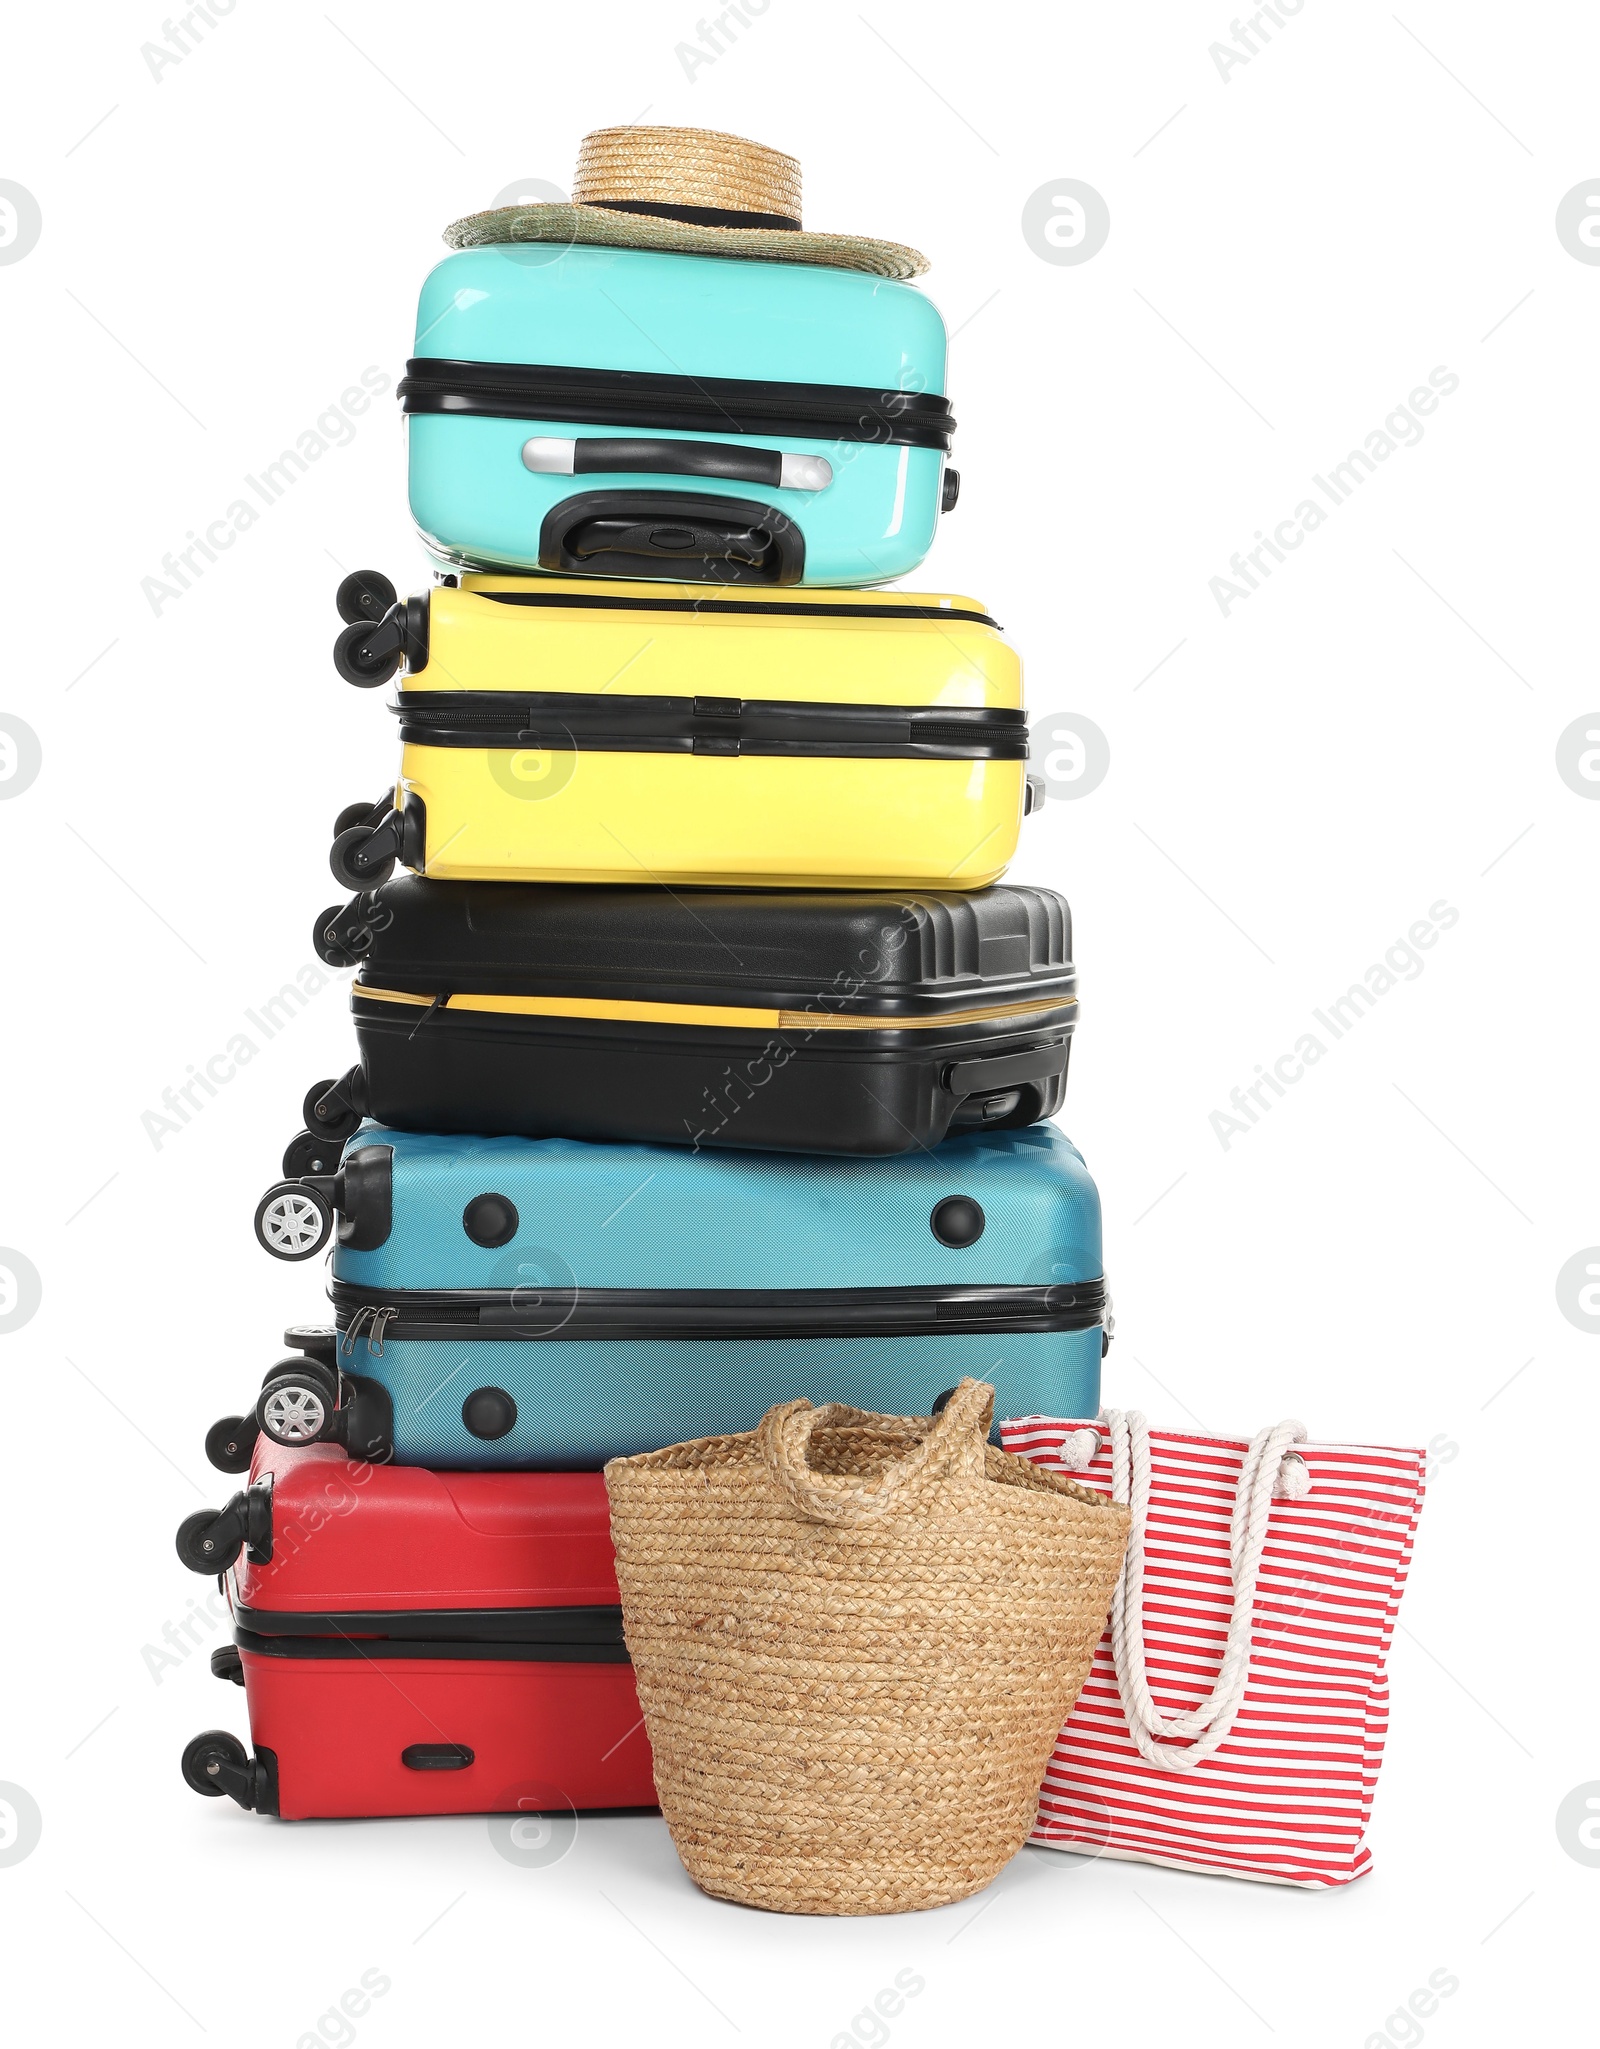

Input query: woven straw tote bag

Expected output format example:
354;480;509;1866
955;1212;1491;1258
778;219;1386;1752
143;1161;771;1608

605;1378;1129;1915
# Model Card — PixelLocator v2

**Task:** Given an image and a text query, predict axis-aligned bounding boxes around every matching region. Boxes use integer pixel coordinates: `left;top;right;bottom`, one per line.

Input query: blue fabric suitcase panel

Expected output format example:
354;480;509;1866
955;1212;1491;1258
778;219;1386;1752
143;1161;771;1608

331;1125;1104;1468
404;245;952;588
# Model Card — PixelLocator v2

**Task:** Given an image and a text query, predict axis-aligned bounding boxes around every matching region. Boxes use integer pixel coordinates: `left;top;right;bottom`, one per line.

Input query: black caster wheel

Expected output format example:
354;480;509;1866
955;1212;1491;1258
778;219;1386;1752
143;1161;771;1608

176;1479;272;1576
282;1326;340;1369
180;1728;272;1811
261;1352;337;1400
313;900;361;967
332;801;380;838
330;822;396;892
176;1508;238;1573
205;1414;257;1474
333;620;404;688
281;1128;343;1179
182;1728;248;1797
313;893;386;967
256;1365;338;1447
302;1076;362;1144
210;1645;245;1686
254;1180;334;1261
335;569;397;626
313;888;389;966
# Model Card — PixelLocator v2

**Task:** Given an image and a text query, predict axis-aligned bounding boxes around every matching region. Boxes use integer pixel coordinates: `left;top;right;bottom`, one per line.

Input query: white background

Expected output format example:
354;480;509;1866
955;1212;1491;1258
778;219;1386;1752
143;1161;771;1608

1;1;1594;2042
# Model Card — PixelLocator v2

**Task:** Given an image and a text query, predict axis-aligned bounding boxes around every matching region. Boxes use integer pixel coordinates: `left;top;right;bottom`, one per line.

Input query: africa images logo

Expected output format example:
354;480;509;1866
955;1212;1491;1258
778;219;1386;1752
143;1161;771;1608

1210;900;1459;1148
1208;368;1460;617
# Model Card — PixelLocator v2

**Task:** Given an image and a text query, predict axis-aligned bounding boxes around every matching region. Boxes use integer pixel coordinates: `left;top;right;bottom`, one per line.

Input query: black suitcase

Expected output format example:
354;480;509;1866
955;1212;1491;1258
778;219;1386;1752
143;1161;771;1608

297;877;1075;1158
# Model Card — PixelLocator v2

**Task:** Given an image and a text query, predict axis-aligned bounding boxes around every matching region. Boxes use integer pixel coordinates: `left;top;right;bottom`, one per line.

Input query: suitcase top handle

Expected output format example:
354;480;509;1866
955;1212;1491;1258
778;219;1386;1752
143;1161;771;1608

399;359;956;451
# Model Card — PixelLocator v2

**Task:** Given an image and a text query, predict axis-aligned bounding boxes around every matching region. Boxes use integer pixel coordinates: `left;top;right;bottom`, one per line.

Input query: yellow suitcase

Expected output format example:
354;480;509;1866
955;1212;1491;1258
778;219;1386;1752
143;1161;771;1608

328;573;1035;891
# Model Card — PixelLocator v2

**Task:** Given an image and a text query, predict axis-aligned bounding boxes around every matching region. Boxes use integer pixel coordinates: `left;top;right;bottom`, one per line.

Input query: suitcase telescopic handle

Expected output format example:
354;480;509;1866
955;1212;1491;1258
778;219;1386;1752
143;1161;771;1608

522;435;832;492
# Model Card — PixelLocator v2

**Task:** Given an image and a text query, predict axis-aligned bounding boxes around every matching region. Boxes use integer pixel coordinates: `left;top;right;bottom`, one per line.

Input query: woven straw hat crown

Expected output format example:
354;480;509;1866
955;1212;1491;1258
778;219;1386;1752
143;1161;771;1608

573;126;803;227
443;124;929;279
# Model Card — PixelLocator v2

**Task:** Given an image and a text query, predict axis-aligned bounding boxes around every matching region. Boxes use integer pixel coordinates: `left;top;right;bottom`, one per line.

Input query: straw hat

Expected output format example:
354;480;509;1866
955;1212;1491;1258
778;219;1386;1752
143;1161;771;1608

444;125;929;280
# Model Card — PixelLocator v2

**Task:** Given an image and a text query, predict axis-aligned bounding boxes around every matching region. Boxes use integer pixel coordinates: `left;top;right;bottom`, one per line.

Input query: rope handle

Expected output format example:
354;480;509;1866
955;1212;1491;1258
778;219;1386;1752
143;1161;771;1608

1101;1408;1309;1773
757;1377;995;1528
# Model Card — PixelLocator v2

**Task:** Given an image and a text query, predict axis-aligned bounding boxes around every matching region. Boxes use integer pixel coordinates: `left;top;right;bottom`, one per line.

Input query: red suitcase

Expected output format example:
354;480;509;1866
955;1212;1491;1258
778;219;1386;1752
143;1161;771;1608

177;1440;655;1821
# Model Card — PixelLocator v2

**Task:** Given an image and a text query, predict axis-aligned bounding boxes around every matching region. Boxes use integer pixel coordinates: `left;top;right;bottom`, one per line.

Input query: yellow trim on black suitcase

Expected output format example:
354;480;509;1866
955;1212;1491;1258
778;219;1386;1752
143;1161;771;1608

354;987;1074;1032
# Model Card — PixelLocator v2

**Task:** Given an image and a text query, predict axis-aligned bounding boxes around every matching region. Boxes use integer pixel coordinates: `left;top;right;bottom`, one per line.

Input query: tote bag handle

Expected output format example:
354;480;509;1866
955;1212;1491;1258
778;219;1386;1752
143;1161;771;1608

1099;1408;1308;1773
758;1377;995;1527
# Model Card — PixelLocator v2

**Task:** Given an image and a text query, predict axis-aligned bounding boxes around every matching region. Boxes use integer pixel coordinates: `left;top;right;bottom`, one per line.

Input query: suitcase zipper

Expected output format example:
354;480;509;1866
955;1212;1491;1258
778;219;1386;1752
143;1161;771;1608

352;985;1074;1033
233;1627;632;1665
233;1602;627;1646
330;1279;1107;1341
399;358;956;451
473;591;997;626
395;691;1028;761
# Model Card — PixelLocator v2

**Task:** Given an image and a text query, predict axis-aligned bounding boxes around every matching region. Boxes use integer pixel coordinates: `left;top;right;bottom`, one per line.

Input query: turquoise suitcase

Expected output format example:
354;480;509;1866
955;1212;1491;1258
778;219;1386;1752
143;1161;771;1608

243;1124;1107;1470
401;244;955;587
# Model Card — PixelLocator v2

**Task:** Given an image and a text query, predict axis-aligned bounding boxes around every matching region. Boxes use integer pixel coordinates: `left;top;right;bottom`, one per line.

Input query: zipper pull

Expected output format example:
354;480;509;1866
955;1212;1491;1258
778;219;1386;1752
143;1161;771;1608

517;702;562;745
340;1305;373;1359
692;696;743;756
407;992;450;1041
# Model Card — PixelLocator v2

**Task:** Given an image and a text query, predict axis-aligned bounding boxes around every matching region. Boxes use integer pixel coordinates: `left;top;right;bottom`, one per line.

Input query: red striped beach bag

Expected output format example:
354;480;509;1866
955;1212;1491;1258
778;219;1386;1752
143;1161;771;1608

998;1409;1427;1887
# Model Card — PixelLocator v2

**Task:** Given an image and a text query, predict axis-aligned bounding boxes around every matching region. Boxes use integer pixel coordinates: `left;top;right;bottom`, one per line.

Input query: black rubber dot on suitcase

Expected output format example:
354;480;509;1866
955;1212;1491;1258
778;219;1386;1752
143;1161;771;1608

463;1193;519;1247
930;1195;985;1248
462;1387;518;1440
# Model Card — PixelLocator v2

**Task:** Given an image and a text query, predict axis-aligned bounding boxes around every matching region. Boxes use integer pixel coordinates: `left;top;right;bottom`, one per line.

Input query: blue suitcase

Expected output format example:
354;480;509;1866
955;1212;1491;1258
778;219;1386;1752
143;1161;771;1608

401;244;955;588
242;1125;1107;1471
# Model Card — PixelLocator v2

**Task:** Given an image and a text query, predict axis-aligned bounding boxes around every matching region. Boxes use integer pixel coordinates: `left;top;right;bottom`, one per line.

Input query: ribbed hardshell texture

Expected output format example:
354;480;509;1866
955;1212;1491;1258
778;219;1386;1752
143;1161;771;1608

350;874;1071;1008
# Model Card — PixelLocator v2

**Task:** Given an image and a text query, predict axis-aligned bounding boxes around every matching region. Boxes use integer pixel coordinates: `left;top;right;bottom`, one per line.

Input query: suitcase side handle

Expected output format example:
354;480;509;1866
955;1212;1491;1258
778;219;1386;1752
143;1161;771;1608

942;1041;1071;1136
942;1045;1069;1098
402;1744;476;1772
540;491;805;585
523;435;832;493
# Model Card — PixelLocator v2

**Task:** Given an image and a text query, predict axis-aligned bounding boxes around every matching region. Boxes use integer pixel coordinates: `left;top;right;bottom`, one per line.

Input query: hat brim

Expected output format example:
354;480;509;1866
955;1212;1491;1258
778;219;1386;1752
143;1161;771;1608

442;202;929;280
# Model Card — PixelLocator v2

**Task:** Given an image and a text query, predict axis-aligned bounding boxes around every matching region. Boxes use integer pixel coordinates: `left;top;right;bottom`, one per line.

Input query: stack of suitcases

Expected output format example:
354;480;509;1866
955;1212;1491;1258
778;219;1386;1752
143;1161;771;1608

175;126;1111;1826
